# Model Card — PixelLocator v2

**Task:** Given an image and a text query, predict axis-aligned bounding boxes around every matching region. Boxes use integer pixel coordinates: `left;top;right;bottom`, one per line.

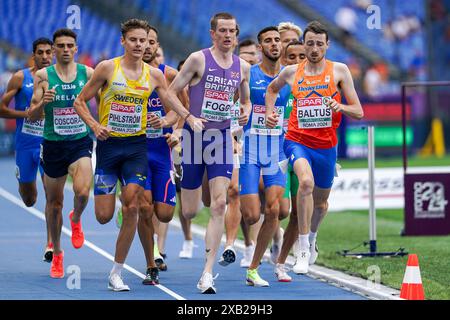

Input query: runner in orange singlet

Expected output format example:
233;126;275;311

264;21;363;276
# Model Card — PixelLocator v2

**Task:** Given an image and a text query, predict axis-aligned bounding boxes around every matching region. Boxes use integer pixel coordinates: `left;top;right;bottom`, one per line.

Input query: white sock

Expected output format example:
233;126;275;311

299;234;310;251
110;262;124;276
309;231;317;244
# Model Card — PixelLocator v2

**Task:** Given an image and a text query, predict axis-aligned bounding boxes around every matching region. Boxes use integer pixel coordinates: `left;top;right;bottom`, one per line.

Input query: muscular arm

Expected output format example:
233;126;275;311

74;60;112;139
0;71;27;119
238;60;252;123
333;63;364;120
153;68;190;120
265;65;296;117
28;69;49;121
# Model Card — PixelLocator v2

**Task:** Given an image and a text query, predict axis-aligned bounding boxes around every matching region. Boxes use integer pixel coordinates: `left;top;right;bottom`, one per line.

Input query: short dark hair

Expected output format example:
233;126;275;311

285;40;303;57
303;21;328;42
238;39;256;53
148;25;159;36
33;37;53;53
53;28;77;43
257;26;280;43
210;12;236;31
121;18;150;37
177;59;186;71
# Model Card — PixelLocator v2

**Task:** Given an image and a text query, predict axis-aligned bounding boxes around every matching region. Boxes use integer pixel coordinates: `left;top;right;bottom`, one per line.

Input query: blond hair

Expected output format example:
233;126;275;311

277;21;302;38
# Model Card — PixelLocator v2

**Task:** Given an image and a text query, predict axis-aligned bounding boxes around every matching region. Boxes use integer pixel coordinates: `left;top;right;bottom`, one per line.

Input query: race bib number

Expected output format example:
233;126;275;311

107;102;143;134
200;89;233;122
250;105;283;136
146;111;163;139
53;107;87;136
22;111;44;137
230;101;241;130
296;97;332;129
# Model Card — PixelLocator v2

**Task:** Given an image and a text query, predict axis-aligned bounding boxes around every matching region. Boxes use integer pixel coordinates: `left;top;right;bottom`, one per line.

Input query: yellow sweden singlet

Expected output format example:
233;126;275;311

99;57;151;137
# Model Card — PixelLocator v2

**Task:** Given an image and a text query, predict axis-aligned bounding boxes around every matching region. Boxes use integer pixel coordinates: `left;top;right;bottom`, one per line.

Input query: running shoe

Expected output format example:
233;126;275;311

50;251;64;278
43;243;53;263
69;210;84;249
154;244;167;271
197;272;218;294
246;268;269;287
309;242;319;265
293;250;310;274
108;273;130;292
142;267;159;285
274;263;292;282
179;240;194;259
218;245;236;266
240;242;255;268
115;207;123;229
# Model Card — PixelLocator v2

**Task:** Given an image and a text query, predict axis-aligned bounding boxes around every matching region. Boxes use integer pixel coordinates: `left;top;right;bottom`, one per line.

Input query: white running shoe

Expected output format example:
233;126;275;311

218;245;236;266
240;243;255;268
309;242;319;265
179;240;194;259
293;250;311;274
270;228;284;264
108;273;130;292
197;272;218;294
274;263;292;282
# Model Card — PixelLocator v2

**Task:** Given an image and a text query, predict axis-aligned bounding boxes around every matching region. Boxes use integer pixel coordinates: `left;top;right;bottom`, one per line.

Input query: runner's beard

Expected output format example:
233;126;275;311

262;49;280;63
143;49;157;64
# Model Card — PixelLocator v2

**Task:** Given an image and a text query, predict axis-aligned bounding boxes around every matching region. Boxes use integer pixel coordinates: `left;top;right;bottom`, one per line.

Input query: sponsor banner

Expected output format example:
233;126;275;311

328;167;450;211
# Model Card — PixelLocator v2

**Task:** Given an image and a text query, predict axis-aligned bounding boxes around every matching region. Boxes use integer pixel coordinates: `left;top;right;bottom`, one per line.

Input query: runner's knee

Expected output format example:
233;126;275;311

227;182;239;200
298;178;314;195
314;201;328;214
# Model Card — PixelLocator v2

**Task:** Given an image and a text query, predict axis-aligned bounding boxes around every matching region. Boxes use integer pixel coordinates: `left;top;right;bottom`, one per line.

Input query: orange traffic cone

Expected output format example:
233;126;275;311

400;254;425;300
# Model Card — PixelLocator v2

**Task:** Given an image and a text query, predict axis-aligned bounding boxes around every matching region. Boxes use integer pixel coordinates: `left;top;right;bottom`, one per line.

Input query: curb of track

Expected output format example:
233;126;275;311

169;218;403;300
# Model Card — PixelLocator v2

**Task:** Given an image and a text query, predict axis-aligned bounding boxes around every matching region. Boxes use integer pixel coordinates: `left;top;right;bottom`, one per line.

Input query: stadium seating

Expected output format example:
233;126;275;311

131;0;354;64
0;0;123;65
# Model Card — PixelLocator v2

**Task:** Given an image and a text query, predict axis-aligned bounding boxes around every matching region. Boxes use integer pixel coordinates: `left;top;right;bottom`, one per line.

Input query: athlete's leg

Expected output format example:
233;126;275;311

115;183;142;263
250;185;284;270
311;187;331;233
68;157;92;222
224;168;240;247
137;190;156;269
18;182;38;207
43;174;67;255
203;176;230;274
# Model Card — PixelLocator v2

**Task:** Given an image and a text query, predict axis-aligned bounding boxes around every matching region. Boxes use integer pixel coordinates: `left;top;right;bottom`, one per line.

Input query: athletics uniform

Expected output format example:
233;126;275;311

145;64;176;206
239;64;290;195
284;59;341;189
94;57;151;195
40;64;93;178
181;48;240;189
283;93;299;198
14;68;44;183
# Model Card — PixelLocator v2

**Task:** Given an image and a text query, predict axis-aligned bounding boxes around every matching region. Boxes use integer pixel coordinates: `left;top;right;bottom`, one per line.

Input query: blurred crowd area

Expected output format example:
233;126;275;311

1;0;449;98
0;0;449;157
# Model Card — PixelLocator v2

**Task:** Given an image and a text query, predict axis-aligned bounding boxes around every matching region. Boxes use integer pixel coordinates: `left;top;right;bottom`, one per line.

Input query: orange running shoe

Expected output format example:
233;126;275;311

69;210;85;249
50;251;64;278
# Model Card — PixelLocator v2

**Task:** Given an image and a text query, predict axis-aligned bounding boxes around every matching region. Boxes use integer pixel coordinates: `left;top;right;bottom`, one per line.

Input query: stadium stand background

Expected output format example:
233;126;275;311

1;0;449;156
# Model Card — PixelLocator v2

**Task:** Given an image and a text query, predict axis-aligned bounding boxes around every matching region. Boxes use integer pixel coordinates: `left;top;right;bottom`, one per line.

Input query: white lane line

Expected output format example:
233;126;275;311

0;186;186;300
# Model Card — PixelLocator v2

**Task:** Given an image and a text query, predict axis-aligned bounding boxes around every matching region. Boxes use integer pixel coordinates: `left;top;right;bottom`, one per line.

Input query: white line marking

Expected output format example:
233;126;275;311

0;186;186;300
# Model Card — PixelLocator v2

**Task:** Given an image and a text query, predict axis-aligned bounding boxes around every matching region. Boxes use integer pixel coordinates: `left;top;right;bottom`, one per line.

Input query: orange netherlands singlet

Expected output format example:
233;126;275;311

286;59;342;149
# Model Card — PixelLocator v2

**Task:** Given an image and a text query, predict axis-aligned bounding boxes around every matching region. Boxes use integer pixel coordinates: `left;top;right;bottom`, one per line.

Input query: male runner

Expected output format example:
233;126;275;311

265;21;363;275
0;38;53;262
237;39;260;65
275;39;306;282
239;26;290;287
278;22;302;66
29;29;94;278
168;12;251;294
138;25;185;282
74;18;200;291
